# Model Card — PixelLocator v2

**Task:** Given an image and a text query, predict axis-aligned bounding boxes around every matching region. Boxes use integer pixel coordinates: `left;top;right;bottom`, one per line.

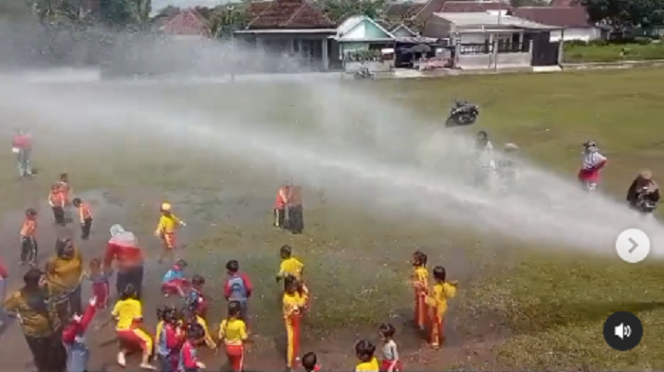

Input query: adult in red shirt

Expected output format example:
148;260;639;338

12;129;33;178
103;225;144;299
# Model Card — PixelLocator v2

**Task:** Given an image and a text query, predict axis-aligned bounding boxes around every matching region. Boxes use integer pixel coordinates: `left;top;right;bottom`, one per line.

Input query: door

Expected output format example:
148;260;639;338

530;31;560;66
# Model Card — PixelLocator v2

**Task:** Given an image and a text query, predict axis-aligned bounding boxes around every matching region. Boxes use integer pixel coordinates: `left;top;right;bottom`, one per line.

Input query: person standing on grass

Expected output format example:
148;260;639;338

12;129;33;177
155;202;186;264
224;260;253;323
105;225;145;299
425;266;457;349
155;305;182;372
411;250;429;331
379;323;402;372
3;268;67;372
274;183;291;229
276;245;308;297
46;238;84;322
58;173;73;221
72;198;92;240
179;323;206;372
578;140;607;192
62;296;97;372
20;208;39;266
84;259;112;311
354;339;380;372
283;275;307;371
48;183;66;226
217;300;250;372
186;275;209;321
287;184;304;234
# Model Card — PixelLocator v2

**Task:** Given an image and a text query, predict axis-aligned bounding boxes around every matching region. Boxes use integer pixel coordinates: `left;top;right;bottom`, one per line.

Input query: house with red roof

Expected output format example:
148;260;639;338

157;8;211;39
510;5;602;42
234;0;337;71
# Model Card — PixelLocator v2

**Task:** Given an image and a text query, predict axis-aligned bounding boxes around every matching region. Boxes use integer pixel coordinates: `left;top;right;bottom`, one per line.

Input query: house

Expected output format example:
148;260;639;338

390;24;419;38
234;0;336;71
422;12;561;69
384;2;425;20
511;6;601;42
332;15;396;59
157;8;211;38
409;0;510;25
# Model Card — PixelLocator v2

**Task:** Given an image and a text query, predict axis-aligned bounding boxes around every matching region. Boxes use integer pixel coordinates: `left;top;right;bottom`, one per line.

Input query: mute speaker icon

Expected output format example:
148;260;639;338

614;323;632;339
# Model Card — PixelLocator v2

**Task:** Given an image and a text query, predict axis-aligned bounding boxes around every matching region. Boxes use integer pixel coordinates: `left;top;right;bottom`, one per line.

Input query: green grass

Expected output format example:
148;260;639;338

4;68;664;370
564;42;664;63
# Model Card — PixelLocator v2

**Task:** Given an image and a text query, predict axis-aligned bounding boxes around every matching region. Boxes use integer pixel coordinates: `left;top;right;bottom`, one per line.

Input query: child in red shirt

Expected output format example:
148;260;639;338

85;259;112;310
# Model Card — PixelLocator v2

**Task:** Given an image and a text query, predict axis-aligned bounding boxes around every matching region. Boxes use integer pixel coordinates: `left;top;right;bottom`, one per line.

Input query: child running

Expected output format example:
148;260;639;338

411;250;429;330
378;323;402;372
218;300;250;372
19;208;38;266
85;258;112;311
179;323;206;372
155;305;182;372
154;202;186;263
162;259;189;298
426;265;458;348
101;284;155;369
355;339;380;372
283;275;308;371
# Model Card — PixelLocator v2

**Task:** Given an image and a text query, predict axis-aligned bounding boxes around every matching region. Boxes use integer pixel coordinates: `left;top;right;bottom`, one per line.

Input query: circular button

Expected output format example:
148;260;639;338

603;311;643;351
615;228;650;263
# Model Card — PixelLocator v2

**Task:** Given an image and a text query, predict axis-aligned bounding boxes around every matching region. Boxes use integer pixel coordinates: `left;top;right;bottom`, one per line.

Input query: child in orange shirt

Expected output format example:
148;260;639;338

426;265;458;348
20;208;38;266
48;183;66;225
411;250;429;330
72;198;93;240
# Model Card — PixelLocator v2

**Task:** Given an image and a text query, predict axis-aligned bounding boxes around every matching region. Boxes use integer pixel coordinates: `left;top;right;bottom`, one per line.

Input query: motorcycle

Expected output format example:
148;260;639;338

445;101;479;127
354;66;374;80
635;187;658;213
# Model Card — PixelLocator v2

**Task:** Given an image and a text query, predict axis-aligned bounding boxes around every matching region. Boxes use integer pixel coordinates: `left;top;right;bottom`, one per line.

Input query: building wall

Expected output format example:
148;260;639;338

344;20;392;39
422;16;452;39
458;32;488;44
457;52;531;69
549;27;602;42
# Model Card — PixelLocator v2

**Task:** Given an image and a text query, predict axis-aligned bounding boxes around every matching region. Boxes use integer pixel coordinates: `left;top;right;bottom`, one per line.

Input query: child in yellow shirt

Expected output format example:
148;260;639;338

354;339;380;372
411;250;429;330
426;265;457;348
283;276;307;371
218;301;249;372
154;202;185;263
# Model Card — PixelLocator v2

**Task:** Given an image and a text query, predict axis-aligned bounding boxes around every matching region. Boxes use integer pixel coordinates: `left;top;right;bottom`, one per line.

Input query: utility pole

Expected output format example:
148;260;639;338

494;0;502;71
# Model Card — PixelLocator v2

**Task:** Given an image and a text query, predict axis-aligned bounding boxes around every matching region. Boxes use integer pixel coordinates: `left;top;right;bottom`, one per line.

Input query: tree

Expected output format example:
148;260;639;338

316;0;392;23
99;0;151;28
581;0;664;29
207;4;249;38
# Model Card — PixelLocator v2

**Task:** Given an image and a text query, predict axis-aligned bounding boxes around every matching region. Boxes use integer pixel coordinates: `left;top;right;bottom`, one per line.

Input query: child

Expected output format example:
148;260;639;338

426;266;458;348
48;183;66;225
411;250;429;331
301;352;321;372
218;301;249;372
277;245;309;298
155;305;182;372
283;275;307;371
154;202;186;263
59;173;72;206
578;140;608;192
187;275;209;321
379;323;402;372
19;208;38;266
85;258;112;311
224;260;253;322
355;339;380;372
101;283;155;369
182;308;217;351
62;296;97;372
72;198;93;240
162;259;189;298
179;323;207;372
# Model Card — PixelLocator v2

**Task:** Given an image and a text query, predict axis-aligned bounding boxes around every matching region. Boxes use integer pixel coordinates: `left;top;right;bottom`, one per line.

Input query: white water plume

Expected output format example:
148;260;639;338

0;32;663;259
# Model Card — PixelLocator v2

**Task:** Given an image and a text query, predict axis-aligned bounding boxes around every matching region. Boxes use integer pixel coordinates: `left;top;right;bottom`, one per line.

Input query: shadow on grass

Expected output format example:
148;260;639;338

512;300;664;335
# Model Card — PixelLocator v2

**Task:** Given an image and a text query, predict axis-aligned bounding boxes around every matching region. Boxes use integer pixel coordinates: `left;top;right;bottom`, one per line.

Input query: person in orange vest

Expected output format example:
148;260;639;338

48;183;66;226
20;208;38;266
59;173;73;222
274;184;291;229
72;198;93;240
12;129;33;177
155;203;186;264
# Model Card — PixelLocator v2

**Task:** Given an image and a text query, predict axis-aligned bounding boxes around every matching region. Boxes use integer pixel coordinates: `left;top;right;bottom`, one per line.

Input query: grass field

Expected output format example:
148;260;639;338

564;42;664;63
1;68;664;371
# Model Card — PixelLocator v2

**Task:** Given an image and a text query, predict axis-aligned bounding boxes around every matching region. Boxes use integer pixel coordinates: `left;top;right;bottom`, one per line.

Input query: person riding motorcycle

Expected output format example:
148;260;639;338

626;170;660;214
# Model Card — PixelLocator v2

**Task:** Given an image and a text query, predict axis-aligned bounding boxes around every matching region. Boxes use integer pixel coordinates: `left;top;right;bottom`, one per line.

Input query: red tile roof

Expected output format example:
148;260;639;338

441;1;508;12
511;6;592;28
160;9;210;36
247;0;334;29
248;1;271;19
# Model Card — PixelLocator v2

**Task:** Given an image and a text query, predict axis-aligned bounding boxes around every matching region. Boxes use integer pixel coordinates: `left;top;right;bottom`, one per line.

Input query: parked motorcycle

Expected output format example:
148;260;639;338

445;100;479;127
354;65;374;80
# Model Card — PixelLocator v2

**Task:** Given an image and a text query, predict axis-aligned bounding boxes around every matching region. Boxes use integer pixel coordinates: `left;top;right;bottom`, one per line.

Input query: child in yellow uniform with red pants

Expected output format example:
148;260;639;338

355;339;380;372
105;284;155;370
155;203;186;263
283;276;307;371
426;266;457;348
277;245;309;303
218;301;250;372
411;251;429;331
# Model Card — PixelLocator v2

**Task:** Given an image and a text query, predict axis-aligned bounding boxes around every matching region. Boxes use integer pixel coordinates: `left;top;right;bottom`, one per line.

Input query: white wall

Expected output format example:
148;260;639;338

550;27;602;42
459;32;488;44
